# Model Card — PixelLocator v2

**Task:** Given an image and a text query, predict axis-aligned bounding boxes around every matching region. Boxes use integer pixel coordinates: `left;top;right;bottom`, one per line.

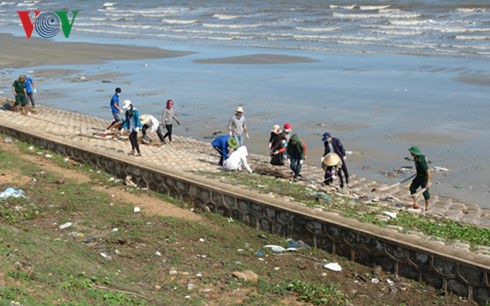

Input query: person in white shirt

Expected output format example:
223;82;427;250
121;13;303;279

139;114;165;143
223;146;253;173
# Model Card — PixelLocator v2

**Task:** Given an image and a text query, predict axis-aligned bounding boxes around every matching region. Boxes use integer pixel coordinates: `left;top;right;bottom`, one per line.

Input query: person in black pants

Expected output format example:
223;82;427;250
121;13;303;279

162;99;180;143
322;132;349;188
121;100;142;156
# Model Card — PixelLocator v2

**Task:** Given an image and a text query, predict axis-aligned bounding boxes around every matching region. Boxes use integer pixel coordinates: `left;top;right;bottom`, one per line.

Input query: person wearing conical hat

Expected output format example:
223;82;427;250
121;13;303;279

321;152;342;186
211;135;239;167
228;106;248;147
139;114;165;144
322;132;349;189
408;146;431;211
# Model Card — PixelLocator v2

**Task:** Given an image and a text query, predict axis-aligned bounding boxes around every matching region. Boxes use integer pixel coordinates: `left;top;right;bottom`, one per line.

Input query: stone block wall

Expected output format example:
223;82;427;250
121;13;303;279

0;126;488;305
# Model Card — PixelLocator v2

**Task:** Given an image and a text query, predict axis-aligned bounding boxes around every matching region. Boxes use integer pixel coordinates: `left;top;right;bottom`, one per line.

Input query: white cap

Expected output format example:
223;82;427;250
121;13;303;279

122;99;132;110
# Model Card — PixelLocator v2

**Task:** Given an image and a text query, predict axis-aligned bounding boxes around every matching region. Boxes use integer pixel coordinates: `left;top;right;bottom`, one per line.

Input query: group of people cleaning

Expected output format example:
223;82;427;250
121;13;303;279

106;87;180;157
211;106;431;211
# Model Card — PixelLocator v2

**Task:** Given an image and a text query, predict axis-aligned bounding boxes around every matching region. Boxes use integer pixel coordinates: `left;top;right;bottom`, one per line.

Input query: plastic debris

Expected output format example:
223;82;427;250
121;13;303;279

99;252;112;260
4;138;13;143
264;245;285;253
155;251;162;256
59;222;73;230
433;166;449;172
0;188;26;200
383;211;397;219
371;278;380;284
134;207;141;213
324;262;342;271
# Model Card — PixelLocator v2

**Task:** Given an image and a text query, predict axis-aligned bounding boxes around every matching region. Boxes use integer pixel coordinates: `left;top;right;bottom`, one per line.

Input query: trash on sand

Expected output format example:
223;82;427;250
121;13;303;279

383;211;397;219
312;192;333;203
433;166;449;172
264;245;285;253
134;207;141;213
287;239;310;250
371;278;380;284
58;222;73;230
125;175;137;187
155;251;162;256
44;154;53;159
256;251;263;257
0;188;26;200
324;262;342;272
4;138;13;143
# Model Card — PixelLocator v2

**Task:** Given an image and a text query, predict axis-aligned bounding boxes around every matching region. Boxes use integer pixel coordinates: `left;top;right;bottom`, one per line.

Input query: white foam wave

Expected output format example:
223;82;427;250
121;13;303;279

295;26;339;32
17;1;37;7
203;23;260;29
212;13;239;20
0;2;15;6
456;8;487;13
360;5;391;10
330;4;391;10
333;11;420;19
161;19;197;25
456;35;490;41
103;2;115;7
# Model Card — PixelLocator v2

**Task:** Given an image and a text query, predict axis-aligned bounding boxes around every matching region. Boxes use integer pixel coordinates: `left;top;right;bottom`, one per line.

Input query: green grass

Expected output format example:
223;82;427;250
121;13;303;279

203;171;490;247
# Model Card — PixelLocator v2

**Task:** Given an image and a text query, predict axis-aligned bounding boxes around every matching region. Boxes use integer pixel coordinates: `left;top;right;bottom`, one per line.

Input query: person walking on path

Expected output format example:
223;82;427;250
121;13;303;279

322;132;349;189
408;146;431;211
223;146;253;174
269;124;286;166
228;106;248;147
24;75;36;112
161;99;180;144
107;87;124;131
139;114;165;144
11;75;27;115
121;100;142;157
211;135;239;166
286;133;306;180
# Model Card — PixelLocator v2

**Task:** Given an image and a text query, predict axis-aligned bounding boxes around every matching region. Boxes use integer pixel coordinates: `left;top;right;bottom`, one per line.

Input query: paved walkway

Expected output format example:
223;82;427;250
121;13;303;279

1;104;489;234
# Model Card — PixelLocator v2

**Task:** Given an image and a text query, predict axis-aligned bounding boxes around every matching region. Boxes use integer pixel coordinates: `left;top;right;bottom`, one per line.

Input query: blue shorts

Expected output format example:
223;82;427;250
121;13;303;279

112;112;123;123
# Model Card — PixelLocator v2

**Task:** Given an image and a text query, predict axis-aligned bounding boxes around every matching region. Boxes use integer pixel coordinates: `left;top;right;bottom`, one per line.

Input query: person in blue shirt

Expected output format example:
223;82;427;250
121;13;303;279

24;75;36;111
211;135;239;166
107;87;124;131
121;100;142;157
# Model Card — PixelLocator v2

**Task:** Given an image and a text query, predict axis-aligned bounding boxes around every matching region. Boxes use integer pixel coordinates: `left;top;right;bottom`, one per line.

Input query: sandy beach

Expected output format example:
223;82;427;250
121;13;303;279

0;33;488;209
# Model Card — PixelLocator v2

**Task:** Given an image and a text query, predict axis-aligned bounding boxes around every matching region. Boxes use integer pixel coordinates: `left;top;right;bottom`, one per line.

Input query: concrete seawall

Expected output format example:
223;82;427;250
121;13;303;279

0;106;488;304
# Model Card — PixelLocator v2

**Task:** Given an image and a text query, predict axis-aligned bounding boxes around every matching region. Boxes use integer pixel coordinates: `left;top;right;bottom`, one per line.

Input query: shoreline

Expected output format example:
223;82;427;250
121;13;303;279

1;33;488;209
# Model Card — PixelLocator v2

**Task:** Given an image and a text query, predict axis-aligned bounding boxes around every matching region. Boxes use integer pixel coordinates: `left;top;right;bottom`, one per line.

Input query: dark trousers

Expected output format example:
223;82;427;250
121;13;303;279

324;160;349;188
142;124;165;142
410;176;430;199
163;124;173;142
213;147;224;166
129;131;140;153
290;158;302;178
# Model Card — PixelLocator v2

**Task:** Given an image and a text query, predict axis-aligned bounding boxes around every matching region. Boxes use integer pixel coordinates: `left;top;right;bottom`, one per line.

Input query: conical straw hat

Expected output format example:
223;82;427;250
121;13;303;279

323;152;341;167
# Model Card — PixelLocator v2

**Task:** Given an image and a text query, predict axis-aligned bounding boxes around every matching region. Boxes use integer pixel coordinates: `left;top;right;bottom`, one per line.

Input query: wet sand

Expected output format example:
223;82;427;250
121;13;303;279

0;33;194;68
1;34;488;209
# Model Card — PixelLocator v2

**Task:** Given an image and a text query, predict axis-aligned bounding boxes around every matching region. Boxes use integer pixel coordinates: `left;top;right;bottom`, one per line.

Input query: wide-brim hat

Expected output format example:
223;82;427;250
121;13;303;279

235;106;244;113
323;152;341;167
139;114;150;125
122;99;132;110
408;146;422;156
227;137;239;149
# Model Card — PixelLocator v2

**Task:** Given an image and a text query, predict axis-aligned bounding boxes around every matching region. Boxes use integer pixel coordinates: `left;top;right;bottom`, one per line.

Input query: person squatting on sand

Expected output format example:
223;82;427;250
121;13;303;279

223;146;253;174
269;124;287;166
107;87;124;131
121;100;142;157
161;99;180;144
228;106;248;147
139;114;165;144
322;132;349;189
211;135;239;167
322;151;343;188
286;134;306;180
408;146;431;211
11;75;27;115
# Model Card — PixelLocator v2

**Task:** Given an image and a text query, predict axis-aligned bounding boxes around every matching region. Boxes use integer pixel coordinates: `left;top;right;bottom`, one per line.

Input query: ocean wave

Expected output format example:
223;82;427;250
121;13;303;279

103;2;115;7
333;11;420;19
212;13;239;20
0;2;15;6
203;23;261;29
330;4;391;10
16;1;36;7
455;35;490;41
295;26;339;32
161;19;197;25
